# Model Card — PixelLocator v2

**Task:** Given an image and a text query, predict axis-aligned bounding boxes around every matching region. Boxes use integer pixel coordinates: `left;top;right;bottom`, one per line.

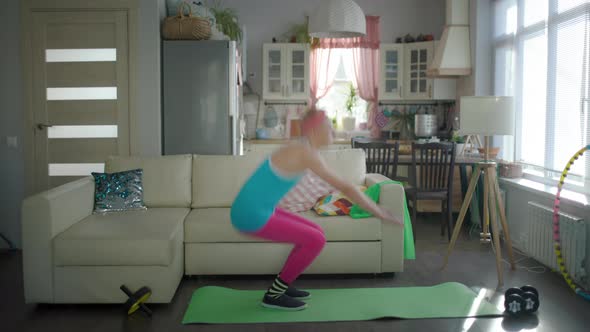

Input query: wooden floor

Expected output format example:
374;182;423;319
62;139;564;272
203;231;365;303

3;215;589;332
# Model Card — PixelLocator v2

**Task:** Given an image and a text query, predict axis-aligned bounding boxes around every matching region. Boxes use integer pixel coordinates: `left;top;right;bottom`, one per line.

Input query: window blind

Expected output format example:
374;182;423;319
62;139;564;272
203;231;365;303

493;0;589;187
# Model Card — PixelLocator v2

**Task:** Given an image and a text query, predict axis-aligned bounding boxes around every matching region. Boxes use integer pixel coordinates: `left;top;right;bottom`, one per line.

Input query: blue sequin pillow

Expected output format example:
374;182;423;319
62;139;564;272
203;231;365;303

92;169;147;213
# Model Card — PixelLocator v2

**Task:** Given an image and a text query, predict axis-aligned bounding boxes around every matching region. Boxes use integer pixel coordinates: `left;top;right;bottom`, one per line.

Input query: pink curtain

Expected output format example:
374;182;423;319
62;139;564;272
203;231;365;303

309;48;340;107
311;16;381;136
351;16;380;138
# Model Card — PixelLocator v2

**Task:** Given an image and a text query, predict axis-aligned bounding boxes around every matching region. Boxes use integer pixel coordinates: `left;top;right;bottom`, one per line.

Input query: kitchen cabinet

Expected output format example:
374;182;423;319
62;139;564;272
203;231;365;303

380;41;456;101
379;44;404;100
404;42;432;99
262;43;309;101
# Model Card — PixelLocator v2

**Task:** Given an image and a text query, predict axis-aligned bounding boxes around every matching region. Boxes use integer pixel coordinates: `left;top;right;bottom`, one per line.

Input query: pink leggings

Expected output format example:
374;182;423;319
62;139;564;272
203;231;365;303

250;208;326;284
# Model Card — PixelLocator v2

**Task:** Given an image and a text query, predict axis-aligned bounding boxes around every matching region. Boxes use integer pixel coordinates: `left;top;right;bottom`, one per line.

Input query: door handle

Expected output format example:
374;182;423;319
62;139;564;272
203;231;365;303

36;123;53;130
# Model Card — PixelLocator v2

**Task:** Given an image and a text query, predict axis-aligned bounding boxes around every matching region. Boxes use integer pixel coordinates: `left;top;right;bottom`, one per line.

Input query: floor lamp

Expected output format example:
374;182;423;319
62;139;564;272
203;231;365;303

462;134;483;155
442;96;516;287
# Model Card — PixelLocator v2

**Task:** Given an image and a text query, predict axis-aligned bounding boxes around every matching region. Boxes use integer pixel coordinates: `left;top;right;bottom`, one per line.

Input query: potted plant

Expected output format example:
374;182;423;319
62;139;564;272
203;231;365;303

287;18;312;44
451;131;466;155
390;107;416;140
209;1;242;41
342;83;358;131
331;117;338;129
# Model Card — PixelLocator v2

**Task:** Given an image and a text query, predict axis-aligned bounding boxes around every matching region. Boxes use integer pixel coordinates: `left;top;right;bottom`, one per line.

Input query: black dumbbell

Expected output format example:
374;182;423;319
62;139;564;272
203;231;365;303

504;285;540;316
120;285;153;317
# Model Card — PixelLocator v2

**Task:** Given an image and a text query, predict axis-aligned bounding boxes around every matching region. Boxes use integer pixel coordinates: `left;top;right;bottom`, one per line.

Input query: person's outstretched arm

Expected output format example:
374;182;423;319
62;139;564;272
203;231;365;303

302;148;403;226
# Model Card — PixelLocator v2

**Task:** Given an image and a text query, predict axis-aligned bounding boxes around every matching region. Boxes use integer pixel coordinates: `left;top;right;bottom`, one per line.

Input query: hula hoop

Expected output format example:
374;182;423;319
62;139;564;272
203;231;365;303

553;145;590;301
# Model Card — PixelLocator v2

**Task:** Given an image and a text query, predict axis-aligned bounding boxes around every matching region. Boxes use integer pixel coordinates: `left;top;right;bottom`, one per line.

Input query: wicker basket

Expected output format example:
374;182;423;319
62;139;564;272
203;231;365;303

162;1;211;40
499;161;523;178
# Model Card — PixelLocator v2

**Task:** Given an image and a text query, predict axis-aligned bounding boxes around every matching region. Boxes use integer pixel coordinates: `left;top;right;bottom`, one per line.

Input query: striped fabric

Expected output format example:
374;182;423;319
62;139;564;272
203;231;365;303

278;171;334;213
267;276;289;299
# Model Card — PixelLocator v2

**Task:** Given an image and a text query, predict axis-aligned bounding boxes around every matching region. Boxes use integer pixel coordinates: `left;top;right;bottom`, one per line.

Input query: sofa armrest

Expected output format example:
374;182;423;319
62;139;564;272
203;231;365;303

365;173;405;272
22;177;95;303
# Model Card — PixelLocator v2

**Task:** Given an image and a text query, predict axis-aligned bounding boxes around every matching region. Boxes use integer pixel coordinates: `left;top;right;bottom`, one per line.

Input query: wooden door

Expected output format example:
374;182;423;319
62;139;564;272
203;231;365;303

28;11;131;191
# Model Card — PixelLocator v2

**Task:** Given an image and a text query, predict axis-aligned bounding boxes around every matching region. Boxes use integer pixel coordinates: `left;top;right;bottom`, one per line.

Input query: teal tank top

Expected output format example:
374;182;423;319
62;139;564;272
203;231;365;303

231;158;302;232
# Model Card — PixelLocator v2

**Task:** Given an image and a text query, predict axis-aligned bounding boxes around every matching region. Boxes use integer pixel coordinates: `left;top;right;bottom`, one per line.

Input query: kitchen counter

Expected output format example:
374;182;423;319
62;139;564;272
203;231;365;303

244;138;352;145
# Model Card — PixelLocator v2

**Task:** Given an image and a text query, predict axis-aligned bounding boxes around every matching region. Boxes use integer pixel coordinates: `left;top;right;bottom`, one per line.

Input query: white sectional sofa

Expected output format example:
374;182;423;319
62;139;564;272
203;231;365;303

22;149;405;303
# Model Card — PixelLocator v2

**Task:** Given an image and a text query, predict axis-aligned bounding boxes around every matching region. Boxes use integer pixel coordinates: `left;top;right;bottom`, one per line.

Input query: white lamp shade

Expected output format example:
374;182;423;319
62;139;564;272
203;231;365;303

309;0;366;38
459;96;515;136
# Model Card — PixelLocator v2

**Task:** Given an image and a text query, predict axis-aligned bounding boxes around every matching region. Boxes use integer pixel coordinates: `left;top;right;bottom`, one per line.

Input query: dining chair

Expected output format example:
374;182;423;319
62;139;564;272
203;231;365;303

351;138;400;180
407;142;456;241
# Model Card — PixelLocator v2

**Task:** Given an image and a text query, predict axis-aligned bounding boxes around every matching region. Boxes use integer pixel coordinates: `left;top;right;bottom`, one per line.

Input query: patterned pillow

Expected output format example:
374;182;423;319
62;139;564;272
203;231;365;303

92;169;147;213
278;171;334;213
313;186;367;216
313;192;354;216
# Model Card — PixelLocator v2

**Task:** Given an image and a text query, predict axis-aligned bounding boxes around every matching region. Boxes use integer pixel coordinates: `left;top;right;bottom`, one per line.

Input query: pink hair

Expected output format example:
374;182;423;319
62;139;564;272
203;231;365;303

301;110;327;136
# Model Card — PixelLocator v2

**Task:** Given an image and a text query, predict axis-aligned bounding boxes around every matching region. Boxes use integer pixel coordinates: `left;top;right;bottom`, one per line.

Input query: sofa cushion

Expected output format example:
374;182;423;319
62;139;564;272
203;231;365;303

278;171;334;213
192;153;266;208
297;210;382;241
320;149;366;185
184;208;381;243
54;208;189;266
184;208;253;242
106;155;192;208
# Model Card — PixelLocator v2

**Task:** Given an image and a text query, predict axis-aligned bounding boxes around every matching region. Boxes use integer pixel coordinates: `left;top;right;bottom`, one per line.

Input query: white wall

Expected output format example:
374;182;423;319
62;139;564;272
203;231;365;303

136;0;165;156
0;0;25;249
221;0;446;93
472;0;492;96
456;0;493;99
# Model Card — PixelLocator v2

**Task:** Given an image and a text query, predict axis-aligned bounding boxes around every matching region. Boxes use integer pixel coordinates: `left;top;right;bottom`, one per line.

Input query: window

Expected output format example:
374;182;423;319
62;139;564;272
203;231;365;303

493;0;590;192
316;50;368;129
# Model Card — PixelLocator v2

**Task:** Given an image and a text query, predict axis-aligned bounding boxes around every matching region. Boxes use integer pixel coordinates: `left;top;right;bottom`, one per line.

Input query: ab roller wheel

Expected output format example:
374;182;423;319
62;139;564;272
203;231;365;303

504;285;540;316
120;285;153;317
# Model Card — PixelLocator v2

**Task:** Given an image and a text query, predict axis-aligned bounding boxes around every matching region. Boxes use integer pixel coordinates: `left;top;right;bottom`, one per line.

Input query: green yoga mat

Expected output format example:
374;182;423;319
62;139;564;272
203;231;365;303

182;282;502;324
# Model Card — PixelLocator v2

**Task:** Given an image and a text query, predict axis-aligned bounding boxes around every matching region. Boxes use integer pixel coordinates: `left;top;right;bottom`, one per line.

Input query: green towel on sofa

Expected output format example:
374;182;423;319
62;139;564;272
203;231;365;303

350;180;415;260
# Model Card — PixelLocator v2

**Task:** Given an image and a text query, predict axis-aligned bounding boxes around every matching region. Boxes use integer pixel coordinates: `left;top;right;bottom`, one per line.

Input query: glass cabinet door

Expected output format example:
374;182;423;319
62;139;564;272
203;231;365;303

405;42;433;99
263;44;284;99
380;45;404;99
285;44;309;99
290;49;306;95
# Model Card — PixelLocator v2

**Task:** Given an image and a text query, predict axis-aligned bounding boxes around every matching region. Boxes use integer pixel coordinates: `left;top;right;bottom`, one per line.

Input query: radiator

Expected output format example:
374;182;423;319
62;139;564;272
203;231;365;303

526;202;587;285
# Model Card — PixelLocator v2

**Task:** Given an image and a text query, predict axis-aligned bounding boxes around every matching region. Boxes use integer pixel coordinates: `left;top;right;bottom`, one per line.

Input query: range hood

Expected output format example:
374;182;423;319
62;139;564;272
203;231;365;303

427;0;472;77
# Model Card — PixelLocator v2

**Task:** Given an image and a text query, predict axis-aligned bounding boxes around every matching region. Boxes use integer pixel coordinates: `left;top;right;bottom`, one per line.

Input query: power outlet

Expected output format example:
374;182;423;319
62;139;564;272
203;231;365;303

6;136;18;148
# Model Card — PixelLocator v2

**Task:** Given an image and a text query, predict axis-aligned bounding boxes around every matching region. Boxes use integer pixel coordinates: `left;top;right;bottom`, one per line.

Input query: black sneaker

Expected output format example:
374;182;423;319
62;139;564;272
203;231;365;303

261;294;307;311
285;287;311;300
